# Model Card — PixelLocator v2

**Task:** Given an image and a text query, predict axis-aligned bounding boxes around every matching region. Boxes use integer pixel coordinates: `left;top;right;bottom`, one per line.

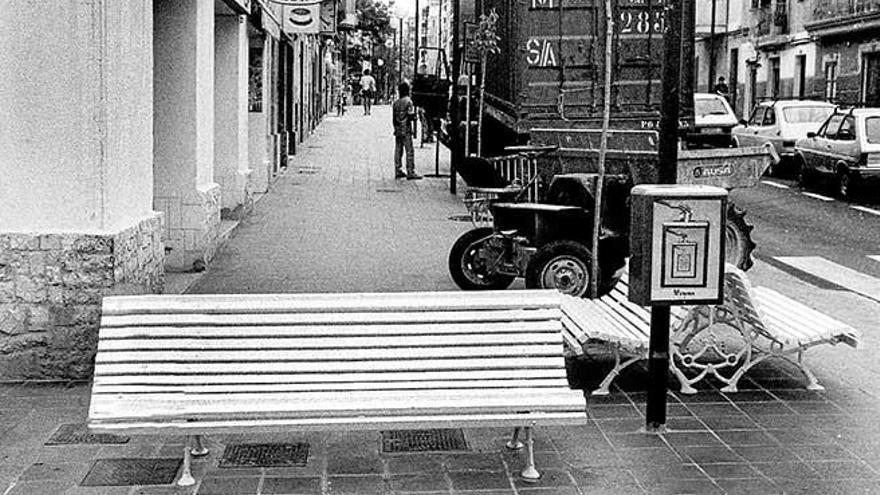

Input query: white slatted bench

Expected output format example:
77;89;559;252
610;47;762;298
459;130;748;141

561;267;860;395
88;290;587;486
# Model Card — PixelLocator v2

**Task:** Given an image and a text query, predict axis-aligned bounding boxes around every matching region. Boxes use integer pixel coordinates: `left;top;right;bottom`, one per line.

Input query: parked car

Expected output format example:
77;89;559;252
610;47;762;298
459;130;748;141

794;107;880;199
732;100;836;176
684;93;739;149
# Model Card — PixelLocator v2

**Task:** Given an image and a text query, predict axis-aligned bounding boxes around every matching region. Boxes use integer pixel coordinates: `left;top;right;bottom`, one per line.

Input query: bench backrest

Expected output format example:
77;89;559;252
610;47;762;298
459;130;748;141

90;290;581;426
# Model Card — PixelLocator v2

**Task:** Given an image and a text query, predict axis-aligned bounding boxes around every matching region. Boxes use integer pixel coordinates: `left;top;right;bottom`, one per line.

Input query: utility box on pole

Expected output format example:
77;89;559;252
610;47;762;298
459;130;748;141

629;185;727;306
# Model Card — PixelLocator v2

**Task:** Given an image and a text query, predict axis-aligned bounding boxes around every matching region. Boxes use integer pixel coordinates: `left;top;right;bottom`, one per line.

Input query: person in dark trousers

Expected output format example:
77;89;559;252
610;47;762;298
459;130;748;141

359;69;376;115
392;82;421;180
713;76;730;99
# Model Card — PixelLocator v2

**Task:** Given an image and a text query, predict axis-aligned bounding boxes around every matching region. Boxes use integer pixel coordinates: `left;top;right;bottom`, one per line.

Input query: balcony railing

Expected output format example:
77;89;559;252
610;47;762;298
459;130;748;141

813;0;880;21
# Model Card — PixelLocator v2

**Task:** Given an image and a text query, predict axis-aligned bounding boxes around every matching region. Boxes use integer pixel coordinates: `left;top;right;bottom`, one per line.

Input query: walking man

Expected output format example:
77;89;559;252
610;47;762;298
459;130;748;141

359;69;376;115
392;81;421;180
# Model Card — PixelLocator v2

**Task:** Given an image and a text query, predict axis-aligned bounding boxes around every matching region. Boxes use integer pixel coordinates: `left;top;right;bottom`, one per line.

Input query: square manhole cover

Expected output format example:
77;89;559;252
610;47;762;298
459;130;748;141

382;429;469;453
219;443;310;468
80;458;181;486
46;424;129;445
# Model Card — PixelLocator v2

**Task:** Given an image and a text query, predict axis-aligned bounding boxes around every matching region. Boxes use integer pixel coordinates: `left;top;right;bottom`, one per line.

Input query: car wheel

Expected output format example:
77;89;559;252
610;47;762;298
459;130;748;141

525;241;592;298
448;228;516;290
836;170;856;200
795;157;812;188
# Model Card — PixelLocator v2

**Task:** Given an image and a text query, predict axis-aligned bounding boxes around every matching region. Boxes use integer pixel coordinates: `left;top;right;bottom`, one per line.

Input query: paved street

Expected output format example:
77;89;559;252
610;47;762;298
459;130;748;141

3;107;880;494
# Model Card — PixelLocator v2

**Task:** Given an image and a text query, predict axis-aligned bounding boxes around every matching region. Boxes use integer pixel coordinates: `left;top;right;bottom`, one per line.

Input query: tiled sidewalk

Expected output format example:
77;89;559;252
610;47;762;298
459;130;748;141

2;108;879;494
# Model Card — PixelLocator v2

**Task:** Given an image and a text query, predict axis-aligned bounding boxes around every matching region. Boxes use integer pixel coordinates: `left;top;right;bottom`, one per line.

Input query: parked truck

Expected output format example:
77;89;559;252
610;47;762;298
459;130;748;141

447;0;767;297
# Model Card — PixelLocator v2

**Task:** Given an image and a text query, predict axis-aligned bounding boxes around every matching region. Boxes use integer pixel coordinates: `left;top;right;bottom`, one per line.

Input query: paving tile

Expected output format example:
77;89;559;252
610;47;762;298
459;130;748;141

731;445;795;463
751;461;821;480
806;460;880;479
261;476;323;494
662;432;723;447
682;403;743;417
698;462;762;480
663;417;707;432
765;428;836;445
196;476;260;495
605;433;669;449
517;487;580;495
722;390;777;402
714;430;778;447
65;486;135;495
3;480;74;495
19;461;91;482
448;470;510;491
385;454;444;474
588;404;642;420
444;452;505;472
714;478;782;494
501;451;565;473
593;418;645;434
678;446;743;464
327;454;384;475
131;486;194;495
510;468;573;489
789;443;859;462
699;415;760;431
388;473;449;493
326;475;387;494
784;401;845;415
642;478;723;494
627;462;707;482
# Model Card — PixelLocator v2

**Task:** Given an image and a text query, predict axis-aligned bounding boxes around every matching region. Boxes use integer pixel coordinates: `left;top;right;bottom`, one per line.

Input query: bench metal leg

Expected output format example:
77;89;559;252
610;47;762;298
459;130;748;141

191;435;209;457
798;350;825;391
520;427;541;482
506;427;524;450
592;346;645;396
177;437;196;487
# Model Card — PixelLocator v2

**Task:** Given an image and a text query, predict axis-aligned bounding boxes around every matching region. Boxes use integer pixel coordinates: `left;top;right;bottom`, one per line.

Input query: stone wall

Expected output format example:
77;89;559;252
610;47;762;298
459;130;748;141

0;214;164;379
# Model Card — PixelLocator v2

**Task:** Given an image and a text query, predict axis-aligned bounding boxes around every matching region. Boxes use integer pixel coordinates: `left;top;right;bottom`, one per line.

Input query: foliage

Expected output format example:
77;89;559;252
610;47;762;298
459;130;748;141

356;0;395;43
471;9;500;56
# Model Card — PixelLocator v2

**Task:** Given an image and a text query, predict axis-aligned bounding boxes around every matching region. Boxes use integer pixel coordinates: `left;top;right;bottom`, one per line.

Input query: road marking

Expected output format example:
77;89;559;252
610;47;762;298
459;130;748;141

801;192;835;202
775;256;880;303
761;180;789;189
850;205;880;216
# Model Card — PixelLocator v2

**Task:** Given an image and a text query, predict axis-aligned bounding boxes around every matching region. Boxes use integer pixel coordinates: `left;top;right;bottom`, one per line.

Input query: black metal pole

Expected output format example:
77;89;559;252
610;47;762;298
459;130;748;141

398;17;403;88
450;0;462;194
708;0;717;90
415;0;420;74
646;0;683;432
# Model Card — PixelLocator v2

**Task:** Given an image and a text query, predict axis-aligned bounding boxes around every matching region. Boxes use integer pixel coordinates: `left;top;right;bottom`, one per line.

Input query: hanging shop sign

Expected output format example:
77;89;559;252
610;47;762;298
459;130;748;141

281;1;321;35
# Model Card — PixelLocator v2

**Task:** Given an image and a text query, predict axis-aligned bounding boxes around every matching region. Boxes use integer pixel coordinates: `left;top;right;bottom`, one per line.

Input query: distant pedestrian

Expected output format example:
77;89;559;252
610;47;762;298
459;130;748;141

713;76;730;99
336;86;349;117
359;69;376;115
392;81;421;180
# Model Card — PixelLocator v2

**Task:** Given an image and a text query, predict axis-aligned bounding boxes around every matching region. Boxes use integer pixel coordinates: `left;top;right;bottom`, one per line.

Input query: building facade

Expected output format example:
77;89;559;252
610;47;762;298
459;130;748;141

695;0;880;119
0;0;333;379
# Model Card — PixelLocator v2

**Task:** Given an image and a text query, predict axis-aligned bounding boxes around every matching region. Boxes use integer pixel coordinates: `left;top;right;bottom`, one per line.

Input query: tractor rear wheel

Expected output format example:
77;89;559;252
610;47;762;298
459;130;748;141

725;203;756;271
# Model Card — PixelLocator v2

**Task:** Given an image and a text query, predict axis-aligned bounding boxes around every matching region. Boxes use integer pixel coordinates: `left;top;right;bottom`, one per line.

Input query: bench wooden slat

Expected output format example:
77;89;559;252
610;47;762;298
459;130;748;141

89;411;590;436
94;344;563;364
100;308;561;328
92;369;566;387
93;357;566;376
92;378;574;395
563;298;648;352
96;332;562;351
90;389;586;421
97;321;559;339
102;290;562;315
752;287;858;347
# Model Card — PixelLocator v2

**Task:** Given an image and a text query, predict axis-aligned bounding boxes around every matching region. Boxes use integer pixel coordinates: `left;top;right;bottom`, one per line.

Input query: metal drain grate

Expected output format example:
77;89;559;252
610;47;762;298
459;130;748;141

80;458;181;486
219;443;310;468
46;424;129;445
382;429;469;453
376;188;403;193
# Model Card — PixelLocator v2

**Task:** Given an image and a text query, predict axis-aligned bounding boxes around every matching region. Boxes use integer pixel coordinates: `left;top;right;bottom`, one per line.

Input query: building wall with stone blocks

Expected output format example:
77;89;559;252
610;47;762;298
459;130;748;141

0;214;164;380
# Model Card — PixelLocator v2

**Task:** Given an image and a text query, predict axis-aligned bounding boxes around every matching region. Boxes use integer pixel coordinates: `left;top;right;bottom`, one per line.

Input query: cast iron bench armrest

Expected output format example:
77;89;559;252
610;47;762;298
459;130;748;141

561;267;860;395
